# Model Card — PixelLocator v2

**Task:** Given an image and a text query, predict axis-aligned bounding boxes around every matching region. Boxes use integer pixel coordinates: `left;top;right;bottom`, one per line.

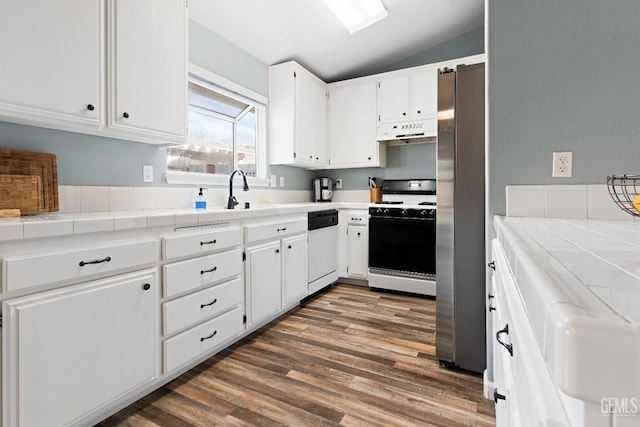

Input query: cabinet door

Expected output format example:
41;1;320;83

245;241;282;326
347;226;367;278
412;68;438;120
294;68;318;165
2;270;157;427
0;0;102;126
109;0;186;140
282;234;309;305
377;75;409;123
328;81;377;168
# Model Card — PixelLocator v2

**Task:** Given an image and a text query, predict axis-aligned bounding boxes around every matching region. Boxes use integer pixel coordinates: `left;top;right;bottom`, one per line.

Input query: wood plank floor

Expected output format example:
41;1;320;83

98;284;495;426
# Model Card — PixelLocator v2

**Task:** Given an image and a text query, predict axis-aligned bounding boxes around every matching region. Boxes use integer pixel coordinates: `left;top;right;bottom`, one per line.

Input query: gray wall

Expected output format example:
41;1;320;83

315;143;437;190
487;1;640;217
377;26;485;74
0;19;311;190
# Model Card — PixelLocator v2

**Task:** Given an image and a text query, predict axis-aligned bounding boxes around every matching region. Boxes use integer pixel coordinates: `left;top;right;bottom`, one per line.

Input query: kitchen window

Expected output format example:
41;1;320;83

165;65;268;185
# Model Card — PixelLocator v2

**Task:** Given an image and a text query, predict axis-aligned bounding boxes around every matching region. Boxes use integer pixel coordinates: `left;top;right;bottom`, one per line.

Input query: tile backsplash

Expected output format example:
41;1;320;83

58;186;314;213
506;184;632;220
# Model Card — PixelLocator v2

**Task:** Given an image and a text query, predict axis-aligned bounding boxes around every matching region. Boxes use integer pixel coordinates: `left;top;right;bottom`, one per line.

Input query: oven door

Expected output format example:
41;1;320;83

368;215;436;276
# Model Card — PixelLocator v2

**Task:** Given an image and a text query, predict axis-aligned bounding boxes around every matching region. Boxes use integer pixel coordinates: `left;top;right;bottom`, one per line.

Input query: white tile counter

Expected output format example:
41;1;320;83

0;203;373;242
494;216;640;412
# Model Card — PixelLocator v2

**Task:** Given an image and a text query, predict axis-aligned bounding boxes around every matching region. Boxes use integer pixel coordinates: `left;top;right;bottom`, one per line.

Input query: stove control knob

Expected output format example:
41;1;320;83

383;208;390;214
420;210;430;216
401;209;408;216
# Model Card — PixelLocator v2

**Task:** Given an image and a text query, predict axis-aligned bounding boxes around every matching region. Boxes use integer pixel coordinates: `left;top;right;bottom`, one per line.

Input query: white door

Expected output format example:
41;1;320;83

347;226;367;278
109;0;186;138
0;0;102;125
328;81;376;167
282;234;309;305
2;271;157;427
294;67;317;164
246;241;282;325
377;75;410;123
412;68;438;120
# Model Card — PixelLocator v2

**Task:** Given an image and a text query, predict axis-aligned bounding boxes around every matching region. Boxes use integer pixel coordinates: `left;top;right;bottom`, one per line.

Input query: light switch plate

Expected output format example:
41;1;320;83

280;176;285;187
271;174;277;187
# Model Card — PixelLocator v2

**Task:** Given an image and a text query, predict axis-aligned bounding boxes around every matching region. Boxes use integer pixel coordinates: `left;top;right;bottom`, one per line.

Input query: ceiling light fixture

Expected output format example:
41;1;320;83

322;0;388;34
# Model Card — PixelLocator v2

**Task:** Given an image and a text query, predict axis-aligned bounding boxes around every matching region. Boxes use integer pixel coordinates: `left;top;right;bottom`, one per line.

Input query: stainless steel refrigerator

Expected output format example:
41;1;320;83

435;63;486;373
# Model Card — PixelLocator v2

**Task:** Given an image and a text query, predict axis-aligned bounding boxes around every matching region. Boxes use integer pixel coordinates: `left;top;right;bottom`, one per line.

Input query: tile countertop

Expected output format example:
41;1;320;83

494;215;640;403
0;202;373;242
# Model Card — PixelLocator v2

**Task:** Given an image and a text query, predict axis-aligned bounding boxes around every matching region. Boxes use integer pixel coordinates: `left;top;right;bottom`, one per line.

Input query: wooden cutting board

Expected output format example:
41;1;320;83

0;174;43;214
0;149;58;212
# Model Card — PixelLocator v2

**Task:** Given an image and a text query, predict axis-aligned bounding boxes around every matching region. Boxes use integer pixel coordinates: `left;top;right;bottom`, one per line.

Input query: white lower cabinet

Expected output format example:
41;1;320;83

2;270;158;427
346;226;367;278
489;239;570;427
245;240;283;326
282;234;309;305
244;218;309;327
161;226;244;374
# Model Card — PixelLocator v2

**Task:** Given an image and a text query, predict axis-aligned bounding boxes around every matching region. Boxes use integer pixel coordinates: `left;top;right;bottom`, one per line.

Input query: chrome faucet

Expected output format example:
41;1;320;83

227;169;249;209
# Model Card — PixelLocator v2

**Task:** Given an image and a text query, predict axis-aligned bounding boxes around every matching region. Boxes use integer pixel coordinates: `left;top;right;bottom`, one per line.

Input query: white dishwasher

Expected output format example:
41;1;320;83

307;209;339;295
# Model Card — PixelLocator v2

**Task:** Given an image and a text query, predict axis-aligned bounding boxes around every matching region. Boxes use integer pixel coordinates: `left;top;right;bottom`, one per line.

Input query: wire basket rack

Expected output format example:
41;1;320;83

606;175;640;217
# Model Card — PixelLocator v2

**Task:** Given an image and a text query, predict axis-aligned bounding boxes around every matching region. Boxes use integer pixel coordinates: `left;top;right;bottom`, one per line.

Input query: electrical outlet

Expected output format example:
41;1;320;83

280;176;285;187
552;152;572;178
335;178;343;189
271;174;277;187
143;165;153;183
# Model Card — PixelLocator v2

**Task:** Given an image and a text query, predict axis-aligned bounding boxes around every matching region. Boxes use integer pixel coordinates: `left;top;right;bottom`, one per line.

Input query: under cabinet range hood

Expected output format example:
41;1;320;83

376;119;437;144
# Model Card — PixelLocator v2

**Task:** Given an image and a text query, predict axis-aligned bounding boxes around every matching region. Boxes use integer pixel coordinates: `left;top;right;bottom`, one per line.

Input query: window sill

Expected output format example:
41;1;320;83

165;171;271;187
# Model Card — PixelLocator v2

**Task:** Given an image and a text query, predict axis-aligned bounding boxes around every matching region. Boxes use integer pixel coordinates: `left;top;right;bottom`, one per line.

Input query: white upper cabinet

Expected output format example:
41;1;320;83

327;80;385;168
0;0;104;128
108;0;187;142
376;75;410;123
376;66;438;137
411;67;438;121
0;0;187;145
269;61;327;169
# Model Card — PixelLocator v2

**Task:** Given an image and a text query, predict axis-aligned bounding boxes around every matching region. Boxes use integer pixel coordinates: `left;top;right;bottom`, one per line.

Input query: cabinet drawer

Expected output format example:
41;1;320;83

2;239;158;292
163;305;243;373
346;211;368;225
163;248;242;297
162;226;241;260
163;276;243;336
244;219;307;244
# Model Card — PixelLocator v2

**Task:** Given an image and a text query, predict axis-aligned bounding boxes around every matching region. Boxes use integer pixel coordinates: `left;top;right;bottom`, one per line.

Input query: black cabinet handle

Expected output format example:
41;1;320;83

488;261;496;270
275;249;280;254
496;324;513;356
367;157;371;161
494;389;506;403
288;245;292;249
277;227;287;232
489;306;496;312
200;239;217;246
87;104;95;111
488;293;494;300
200;330;217;342
142;283;151;291
316;157;319;160
402;112;406;116
200;267;217;274
357;232;361;236
122;112;130;118
309;155;313;159
200;298;217;308
417;110;421;114
79;256;111;267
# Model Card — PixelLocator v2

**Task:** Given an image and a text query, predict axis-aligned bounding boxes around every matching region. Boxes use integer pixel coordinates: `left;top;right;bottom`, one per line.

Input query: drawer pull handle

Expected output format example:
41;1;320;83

200;298;217;308
79;256;111;267
142;283;151;291
493;389;506;403
489;306;496;312
200;239;217;246
488;293;494;300
488;261;496;270
496;324;513;356
200;330;217;342
277;227;287;232
200;267;217;274
275;249;280;254
288;245;292;249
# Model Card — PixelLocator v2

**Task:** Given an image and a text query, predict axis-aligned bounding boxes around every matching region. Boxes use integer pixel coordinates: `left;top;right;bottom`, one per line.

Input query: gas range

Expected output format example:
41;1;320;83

367;179;437;296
